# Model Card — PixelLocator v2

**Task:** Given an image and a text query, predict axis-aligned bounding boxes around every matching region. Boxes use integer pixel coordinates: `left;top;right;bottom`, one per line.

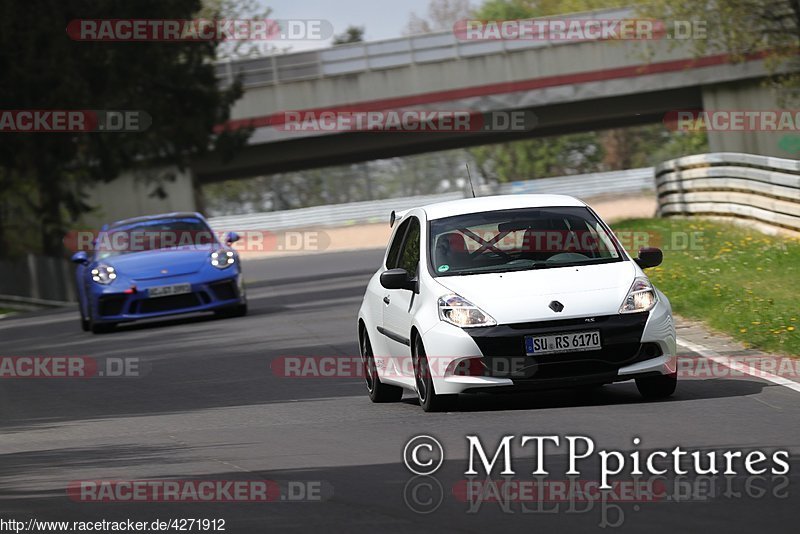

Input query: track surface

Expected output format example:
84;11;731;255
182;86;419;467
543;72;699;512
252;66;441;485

1;249;799;533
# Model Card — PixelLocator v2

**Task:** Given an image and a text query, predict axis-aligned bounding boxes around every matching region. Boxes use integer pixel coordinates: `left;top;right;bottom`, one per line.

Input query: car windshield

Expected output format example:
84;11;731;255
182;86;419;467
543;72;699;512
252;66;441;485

429;206;623;276
95;218;217;259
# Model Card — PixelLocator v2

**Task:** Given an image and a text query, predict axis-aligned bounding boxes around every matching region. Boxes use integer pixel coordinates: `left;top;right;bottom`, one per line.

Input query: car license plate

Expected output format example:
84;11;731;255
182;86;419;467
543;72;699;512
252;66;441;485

148;283;191;298
525;330;601;356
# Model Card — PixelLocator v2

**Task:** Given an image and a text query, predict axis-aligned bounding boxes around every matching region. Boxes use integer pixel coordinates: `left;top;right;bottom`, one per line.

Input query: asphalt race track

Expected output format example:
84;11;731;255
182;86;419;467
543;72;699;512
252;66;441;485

1;249;799;533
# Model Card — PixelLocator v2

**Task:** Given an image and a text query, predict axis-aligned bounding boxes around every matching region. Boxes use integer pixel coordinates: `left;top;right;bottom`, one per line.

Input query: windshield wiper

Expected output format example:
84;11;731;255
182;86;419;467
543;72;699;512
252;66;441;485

445;263;545;276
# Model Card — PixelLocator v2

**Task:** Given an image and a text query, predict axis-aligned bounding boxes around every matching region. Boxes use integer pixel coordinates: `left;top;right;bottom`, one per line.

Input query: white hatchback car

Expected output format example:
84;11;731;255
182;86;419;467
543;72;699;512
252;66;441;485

357;194;677;412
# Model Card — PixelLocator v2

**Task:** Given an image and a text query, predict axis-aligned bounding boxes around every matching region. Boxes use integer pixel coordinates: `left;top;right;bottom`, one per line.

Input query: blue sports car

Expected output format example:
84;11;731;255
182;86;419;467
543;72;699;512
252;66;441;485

71;212;247;334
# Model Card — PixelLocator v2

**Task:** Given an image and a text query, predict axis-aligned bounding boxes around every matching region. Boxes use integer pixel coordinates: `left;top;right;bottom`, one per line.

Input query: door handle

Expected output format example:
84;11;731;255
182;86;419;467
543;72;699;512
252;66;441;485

383;295;391;305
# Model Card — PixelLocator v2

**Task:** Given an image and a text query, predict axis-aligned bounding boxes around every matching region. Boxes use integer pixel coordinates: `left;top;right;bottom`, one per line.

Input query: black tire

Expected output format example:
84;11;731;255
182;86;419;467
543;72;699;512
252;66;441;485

636;373;677;399
79;303;90;332
91;321;116;334
216;303;248;318
361;331;403;403
413;336;458;412
87;301;114;334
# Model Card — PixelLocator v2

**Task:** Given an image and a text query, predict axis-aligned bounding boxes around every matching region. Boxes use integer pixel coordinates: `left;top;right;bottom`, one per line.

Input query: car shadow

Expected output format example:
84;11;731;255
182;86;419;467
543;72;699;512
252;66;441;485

93;305;290;334
399;377;768;413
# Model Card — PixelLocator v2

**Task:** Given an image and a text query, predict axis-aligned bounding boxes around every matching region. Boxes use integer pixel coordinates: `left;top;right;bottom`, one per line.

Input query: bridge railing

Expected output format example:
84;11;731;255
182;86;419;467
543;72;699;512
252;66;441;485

655;153;800;232
207;167;655;232
215;7;635;89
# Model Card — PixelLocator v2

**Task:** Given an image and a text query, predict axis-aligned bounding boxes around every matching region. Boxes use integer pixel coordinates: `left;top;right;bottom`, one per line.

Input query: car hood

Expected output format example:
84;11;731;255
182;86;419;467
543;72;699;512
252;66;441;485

433;261;638;324
101;247;214;280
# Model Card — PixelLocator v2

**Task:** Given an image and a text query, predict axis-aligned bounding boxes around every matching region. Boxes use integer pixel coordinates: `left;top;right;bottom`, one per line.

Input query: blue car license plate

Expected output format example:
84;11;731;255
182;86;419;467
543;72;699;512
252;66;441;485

148;283;191;298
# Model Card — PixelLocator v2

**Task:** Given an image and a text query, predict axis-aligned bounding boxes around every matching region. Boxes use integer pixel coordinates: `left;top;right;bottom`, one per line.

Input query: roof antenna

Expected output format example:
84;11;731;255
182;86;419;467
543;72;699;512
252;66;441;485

466;163;476;198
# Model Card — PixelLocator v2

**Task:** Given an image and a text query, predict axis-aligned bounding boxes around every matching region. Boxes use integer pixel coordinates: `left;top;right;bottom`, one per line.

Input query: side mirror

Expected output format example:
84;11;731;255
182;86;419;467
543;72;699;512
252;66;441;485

635;247;663;269
380;268;417;292
70;251;89;265
225;231;240;244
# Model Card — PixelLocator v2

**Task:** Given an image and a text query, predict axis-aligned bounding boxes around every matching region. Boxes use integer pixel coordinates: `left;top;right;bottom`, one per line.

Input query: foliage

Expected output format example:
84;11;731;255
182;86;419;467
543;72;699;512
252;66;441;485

613;218;800;355
0;0;248;258
332;26;366;44
640;0;800;102
406;0;472;34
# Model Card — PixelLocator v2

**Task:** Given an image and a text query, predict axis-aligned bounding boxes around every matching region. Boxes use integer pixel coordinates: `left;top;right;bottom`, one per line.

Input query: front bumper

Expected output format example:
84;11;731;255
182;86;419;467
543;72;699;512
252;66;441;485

422;308;676;395
90;274;245;323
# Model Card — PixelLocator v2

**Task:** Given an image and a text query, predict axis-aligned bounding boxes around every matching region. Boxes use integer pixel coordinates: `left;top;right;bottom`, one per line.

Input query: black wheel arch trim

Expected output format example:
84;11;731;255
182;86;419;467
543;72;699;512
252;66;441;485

377;326;411;346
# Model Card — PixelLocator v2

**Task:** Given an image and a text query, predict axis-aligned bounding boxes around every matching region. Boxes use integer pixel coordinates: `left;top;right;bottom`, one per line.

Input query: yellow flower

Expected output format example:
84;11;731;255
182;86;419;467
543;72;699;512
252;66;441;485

739;328;747;333
788;326;796;332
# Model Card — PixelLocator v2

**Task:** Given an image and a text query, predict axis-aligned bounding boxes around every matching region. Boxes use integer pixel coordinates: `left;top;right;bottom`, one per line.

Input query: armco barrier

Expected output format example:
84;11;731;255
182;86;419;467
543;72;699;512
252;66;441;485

655;153;800;232
207;167;655;232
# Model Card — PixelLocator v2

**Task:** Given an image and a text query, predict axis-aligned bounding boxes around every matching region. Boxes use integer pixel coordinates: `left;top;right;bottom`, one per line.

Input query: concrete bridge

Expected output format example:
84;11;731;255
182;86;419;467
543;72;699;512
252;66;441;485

193;7;783;182
87;7;788;223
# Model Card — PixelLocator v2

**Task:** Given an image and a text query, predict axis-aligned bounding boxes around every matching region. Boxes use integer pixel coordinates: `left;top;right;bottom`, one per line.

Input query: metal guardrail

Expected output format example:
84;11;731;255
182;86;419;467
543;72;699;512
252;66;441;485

207;167;655;232
0;254;76;305
655;152;800;232
215;7;635;88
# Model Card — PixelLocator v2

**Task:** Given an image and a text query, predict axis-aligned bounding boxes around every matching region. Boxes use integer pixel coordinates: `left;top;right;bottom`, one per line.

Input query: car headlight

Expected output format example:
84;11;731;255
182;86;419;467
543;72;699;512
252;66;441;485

211;249;235;269
90;264;117;285
619;277;657;313
438;293;496;328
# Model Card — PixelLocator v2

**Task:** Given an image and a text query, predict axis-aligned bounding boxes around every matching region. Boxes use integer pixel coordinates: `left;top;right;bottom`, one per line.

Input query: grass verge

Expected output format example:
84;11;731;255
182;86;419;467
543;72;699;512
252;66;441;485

612;218;800;356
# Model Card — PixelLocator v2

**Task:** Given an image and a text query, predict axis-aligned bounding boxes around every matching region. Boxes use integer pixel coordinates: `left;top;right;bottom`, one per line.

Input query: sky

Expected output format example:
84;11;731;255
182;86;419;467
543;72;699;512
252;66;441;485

264;0;477;51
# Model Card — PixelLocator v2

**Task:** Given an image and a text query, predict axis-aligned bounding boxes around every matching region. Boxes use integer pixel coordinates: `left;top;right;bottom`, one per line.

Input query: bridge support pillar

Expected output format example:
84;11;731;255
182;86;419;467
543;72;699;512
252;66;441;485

701;79;793;158
82;166;198;228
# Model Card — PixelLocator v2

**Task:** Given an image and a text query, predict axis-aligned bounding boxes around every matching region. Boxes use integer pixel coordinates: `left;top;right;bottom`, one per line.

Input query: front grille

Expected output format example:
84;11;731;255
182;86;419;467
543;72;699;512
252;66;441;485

209;279;238;301
137;293;202;314
98;294;127;316
467;313;651;380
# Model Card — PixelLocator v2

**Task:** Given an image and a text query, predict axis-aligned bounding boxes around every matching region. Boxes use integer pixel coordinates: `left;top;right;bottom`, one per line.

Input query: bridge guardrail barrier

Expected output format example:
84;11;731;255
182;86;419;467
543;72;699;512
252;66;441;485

215;7;635;89
655;152;800;232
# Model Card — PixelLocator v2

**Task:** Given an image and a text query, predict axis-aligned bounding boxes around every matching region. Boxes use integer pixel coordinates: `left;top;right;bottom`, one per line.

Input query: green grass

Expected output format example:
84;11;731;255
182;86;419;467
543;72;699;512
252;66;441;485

612;218;800;356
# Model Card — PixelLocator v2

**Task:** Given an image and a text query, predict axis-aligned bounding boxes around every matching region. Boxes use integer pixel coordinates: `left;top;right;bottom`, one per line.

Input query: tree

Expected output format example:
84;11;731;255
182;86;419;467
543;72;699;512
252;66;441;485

332;26;365;45
471;132;604;182
406;0;472;34
203;0;278;60
475;0;631;19
641;0;800;102
0;0;248;257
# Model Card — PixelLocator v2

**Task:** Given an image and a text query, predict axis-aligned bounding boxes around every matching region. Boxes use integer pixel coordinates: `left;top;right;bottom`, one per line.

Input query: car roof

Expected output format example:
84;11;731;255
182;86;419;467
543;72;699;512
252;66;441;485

419;194;587;220
106;212;206;230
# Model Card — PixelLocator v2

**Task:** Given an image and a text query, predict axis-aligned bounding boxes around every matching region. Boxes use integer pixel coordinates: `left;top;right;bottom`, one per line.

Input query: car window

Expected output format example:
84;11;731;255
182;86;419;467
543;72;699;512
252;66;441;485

397;217;420;278
429;207;622;276
385;219;410;269
95;218;217;259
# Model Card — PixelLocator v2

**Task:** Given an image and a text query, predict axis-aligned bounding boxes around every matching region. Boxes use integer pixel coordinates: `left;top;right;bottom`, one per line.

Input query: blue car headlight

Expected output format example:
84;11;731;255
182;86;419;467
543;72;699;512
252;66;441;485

91;264;117;285
211;249;235;269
